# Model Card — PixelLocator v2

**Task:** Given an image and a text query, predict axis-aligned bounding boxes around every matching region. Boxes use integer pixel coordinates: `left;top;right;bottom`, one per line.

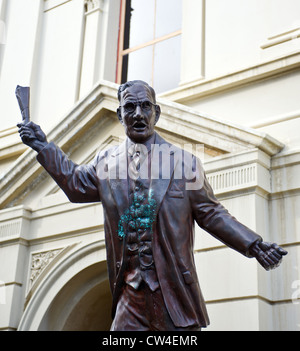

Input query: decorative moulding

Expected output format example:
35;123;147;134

159;51;300;104
84;0;104;13
205;148;271;197
261;27;300;49
25;242;79;307
0;205;32;243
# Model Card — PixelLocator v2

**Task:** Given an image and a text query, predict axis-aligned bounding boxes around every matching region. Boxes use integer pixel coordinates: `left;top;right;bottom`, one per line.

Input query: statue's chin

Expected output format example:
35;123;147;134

126;128;153;144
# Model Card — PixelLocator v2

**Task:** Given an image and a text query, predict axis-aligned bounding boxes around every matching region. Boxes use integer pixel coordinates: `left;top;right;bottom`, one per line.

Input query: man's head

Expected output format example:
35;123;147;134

117;80;161;143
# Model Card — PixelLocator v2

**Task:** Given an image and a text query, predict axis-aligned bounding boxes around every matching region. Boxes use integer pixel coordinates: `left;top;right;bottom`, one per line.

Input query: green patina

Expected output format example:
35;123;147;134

118;189;157;239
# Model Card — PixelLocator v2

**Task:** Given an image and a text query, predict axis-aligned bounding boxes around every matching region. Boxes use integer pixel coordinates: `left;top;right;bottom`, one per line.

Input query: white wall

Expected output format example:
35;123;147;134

0;0;119;134
205;0;300;78
0;0;42;130
31;0;85;131
162;0;300;154
188;70;300;152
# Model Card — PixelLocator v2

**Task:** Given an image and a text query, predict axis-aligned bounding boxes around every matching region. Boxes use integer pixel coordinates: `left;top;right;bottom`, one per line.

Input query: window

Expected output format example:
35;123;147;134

117;0;182;94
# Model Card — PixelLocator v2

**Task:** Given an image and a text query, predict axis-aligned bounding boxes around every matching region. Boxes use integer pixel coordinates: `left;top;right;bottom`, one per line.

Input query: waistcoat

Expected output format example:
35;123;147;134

123;144;159;292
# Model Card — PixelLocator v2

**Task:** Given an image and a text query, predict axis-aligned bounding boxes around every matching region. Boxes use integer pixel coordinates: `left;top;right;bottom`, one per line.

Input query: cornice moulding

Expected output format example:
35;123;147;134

160;51;300;104
158;99;284;156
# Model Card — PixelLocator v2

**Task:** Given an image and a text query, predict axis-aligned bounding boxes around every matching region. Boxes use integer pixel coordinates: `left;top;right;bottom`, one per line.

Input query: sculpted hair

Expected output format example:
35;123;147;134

117;80;156;103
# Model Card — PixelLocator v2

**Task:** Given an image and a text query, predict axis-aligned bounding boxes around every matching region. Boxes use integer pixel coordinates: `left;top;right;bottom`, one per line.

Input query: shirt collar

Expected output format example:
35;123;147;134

127;133;156;156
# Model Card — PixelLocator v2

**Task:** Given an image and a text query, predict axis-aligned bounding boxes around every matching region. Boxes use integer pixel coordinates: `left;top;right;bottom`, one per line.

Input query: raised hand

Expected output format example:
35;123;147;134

17;121;48;153
249;241;288;271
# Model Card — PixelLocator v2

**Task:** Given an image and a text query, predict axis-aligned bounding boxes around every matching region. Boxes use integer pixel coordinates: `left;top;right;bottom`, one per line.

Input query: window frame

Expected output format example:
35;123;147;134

116;0;182;85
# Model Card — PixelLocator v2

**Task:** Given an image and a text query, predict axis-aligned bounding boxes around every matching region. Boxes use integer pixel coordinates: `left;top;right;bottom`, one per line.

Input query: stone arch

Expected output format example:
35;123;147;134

18;240;112;331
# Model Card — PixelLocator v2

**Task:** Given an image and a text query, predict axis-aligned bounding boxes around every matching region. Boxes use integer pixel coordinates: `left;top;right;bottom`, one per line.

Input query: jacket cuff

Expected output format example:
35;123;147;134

247;238;263;258
36;141;55;164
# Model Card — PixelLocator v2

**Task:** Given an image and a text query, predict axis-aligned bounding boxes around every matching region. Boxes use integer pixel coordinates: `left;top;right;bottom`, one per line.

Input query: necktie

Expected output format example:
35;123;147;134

128;144;146;180
128;144;148;180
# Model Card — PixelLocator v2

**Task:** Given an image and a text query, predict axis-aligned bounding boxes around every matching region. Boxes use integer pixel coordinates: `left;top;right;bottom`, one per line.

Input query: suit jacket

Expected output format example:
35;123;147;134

37;132;262;328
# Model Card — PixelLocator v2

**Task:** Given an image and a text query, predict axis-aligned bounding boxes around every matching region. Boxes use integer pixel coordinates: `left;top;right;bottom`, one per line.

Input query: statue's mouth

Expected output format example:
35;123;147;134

133;121;147;131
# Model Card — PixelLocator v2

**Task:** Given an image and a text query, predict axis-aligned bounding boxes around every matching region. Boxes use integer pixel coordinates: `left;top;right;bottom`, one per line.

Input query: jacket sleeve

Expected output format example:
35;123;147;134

189;157;262;257
36;142;100;203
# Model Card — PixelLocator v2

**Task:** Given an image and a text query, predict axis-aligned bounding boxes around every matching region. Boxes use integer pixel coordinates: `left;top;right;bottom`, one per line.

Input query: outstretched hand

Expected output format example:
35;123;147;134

249;241;288;271
17;121;48;153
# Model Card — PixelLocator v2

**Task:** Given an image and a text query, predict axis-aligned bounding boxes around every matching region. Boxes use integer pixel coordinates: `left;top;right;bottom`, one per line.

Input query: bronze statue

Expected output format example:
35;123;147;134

17;80;287;331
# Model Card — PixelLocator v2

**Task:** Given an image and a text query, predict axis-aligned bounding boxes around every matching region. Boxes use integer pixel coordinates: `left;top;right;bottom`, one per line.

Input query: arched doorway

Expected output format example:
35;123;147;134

18;240;112;331
39;261;112;331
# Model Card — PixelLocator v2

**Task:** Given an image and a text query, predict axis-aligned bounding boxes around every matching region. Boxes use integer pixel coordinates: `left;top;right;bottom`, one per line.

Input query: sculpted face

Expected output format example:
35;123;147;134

117;83;160;143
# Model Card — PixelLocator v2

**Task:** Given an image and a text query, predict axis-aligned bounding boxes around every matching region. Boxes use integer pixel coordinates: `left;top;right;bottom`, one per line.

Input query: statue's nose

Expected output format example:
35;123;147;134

134;105;143;119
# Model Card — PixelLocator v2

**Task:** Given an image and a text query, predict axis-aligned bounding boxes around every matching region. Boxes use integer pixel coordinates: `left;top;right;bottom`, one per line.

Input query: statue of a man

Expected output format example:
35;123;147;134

18;80;287;331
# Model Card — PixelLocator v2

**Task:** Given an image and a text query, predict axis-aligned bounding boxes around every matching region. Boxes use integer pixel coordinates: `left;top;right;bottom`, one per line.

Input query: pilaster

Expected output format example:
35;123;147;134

0;205;31;330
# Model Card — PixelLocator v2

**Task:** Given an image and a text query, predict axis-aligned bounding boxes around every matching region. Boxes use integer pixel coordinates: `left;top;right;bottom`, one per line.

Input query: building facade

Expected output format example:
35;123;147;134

0;0;299;330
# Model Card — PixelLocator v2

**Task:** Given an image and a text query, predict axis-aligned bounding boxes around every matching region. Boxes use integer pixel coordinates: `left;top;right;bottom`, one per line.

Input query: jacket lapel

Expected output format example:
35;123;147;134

107;139;129;218
150;133;180;215
107;133;179;221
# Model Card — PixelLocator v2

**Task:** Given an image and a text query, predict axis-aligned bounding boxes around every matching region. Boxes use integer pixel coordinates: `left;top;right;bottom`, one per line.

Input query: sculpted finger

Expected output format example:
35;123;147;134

279;248;288;256
271;243;288;256
20;130;35;141
266;254;283;270
269;248;284;262
30;122;41;131
264;254;277;267
19;126;29;133
269;248;282;261
262;260;277;270
19;130;30;137
258;241;272;252
261;261;271;271
260;251;281;268
18;123;26;131
19;129;32;137
257;256;271;270
269;261;281;270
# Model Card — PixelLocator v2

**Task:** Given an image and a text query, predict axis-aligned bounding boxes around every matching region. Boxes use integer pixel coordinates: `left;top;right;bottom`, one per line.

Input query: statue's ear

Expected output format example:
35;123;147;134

117;107;124;125
154;105;161;125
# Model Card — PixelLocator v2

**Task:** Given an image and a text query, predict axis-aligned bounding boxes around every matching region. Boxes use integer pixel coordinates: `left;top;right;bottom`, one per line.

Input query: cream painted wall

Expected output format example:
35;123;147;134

0;0;119;133
0;0;42;130
205;0;300;79
31;0;85;131
187;71;300;152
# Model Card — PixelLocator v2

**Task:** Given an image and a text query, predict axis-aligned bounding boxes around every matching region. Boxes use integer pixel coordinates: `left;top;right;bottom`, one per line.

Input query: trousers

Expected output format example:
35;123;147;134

110;282;201;331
